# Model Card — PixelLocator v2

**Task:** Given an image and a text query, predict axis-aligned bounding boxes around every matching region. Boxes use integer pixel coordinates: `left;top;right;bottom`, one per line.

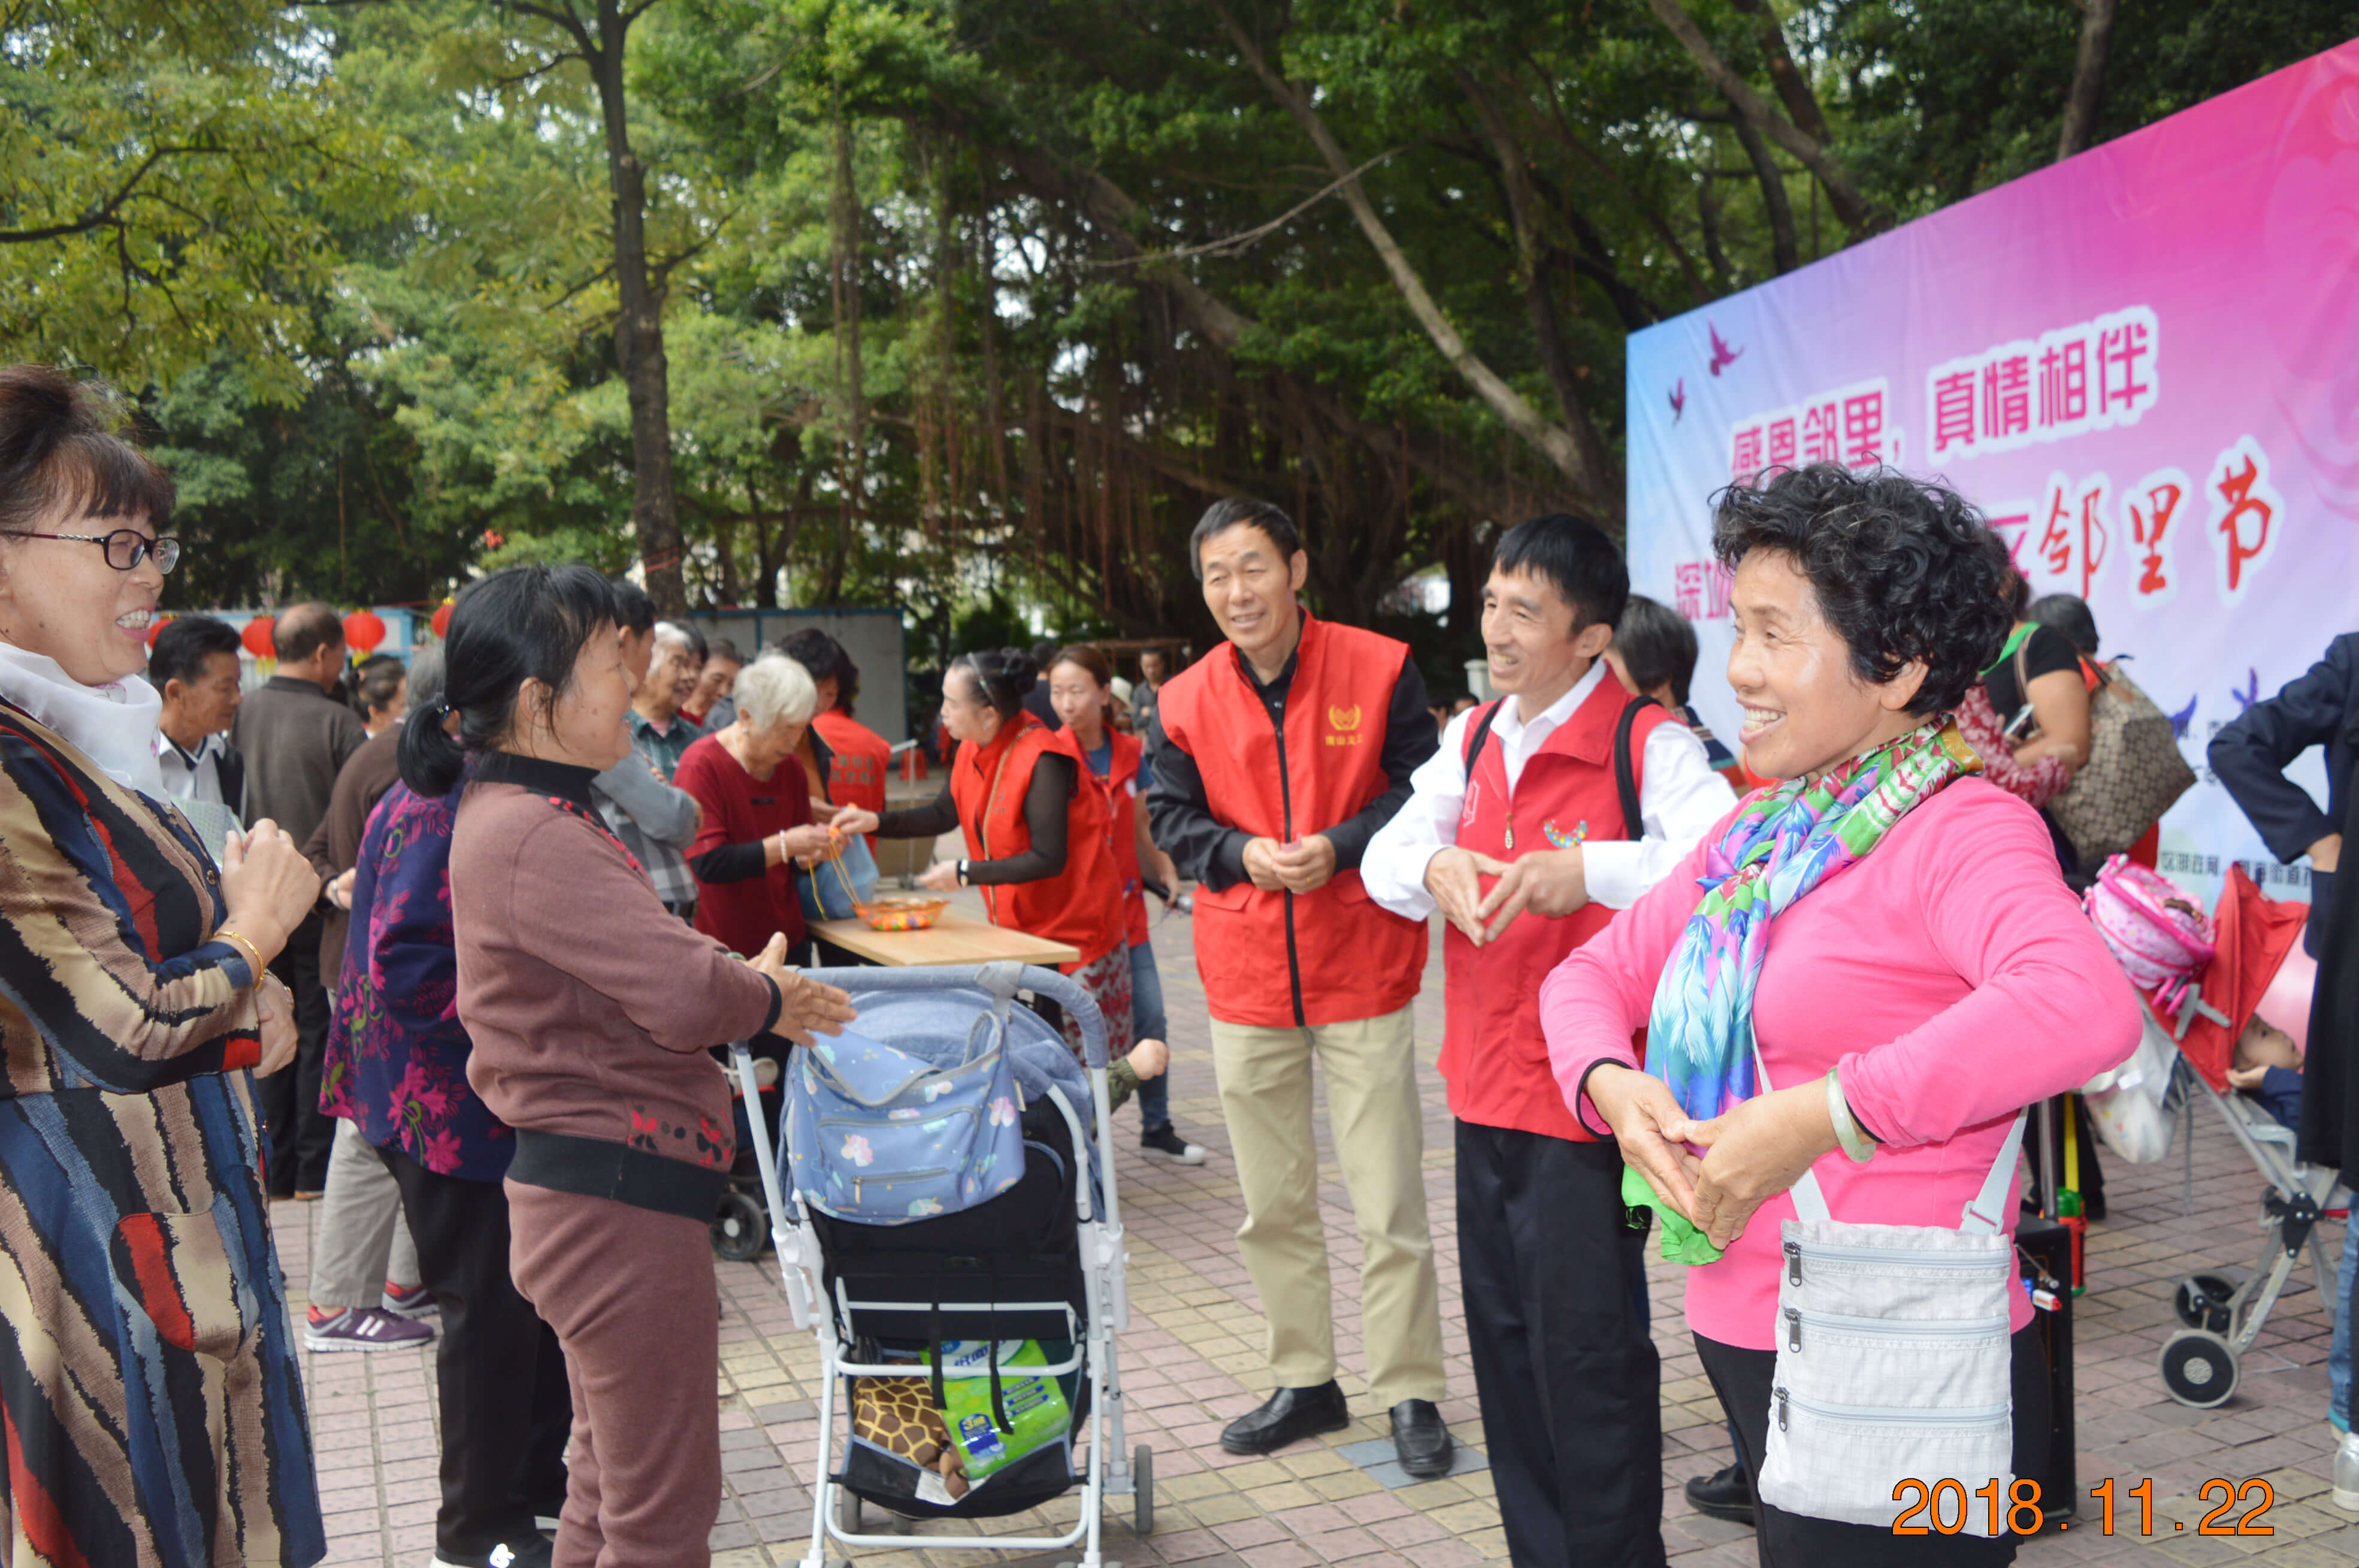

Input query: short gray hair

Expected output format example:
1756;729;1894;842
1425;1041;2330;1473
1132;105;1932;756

407;646;447;712
734;653;818;732
651;620;697;656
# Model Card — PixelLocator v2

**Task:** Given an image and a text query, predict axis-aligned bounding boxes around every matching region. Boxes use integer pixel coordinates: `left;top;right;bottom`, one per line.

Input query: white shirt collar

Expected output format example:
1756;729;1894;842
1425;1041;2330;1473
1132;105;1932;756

1490;658;1607;743
154;728;222;765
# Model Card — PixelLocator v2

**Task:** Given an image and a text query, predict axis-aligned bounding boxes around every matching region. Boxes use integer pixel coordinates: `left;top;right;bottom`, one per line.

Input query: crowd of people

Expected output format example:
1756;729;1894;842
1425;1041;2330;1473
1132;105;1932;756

0;356;2352;1568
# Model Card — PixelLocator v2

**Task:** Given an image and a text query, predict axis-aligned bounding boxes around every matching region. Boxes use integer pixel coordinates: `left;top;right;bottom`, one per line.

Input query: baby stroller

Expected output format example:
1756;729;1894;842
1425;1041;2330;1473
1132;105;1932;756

2092;864;2343;1408
728;962;1150;1568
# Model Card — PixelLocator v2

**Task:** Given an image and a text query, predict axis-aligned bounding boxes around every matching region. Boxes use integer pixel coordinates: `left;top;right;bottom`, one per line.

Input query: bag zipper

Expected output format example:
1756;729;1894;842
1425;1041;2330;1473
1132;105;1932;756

818;1106;981;1133
1776;1385;2009;1431
1786;1238;2008;1284
850;1167;952;1205
1785;1306;2010;1351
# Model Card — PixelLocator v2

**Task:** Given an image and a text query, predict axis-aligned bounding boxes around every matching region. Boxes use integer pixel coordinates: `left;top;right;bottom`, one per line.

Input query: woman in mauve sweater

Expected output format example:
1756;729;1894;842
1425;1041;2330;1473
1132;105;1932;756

407;565;855;1568
1541;466;2138;1567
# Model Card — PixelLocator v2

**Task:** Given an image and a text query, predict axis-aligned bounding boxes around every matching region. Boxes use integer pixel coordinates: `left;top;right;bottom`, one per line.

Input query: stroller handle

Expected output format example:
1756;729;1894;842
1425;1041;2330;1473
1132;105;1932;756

798;963;1112;1068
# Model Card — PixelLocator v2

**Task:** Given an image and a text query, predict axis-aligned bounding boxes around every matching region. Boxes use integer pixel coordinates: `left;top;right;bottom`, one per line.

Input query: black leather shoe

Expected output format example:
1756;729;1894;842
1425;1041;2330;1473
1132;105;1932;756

1219;1381;1350;1454
1684;1461;1756;1525
1389;1399;1453;1479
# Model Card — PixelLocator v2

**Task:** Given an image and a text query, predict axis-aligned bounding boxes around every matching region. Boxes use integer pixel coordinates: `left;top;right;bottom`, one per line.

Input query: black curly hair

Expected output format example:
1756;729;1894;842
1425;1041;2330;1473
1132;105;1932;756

1711;464;2014;716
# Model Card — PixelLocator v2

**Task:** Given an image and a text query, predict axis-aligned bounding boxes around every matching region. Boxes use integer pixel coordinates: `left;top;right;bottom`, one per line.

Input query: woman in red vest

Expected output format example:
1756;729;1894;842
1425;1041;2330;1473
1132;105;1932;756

1045;645;1207;1163
837;648;1133;1059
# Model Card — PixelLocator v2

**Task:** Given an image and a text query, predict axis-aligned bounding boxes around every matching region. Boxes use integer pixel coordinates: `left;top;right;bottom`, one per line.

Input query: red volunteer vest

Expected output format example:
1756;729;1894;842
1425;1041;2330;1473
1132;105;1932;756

1050;726;1151;948
1441;679;1672;1141
1156;614;1426;1028
950;712;1124;969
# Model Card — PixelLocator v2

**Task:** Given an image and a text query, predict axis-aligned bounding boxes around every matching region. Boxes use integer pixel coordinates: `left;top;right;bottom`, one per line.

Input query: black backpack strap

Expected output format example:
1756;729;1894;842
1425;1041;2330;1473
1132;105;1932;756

1614;697;1661;840
1460;698;1507;773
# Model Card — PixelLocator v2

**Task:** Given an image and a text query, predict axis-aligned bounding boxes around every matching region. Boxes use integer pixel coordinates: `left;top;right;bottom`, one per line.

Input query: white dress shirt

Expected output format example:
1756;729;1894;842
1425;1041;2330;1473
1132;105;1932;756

1362;659;1737;917
154;729;231;805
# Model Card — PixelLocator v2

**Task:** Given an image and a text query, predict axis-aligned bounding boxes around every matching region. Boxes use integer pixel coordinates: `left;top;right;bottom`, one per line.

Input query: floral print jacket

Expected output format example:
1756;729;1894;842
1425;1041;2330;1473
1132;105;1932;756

322;777;513;1181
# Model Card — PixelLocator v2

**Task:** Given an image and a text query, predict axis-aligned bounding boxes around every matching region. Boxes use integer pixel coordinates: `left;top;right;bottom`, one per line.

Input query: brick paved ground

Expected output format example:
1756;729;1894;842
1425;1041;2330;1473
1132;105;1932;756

284;889;2355;1566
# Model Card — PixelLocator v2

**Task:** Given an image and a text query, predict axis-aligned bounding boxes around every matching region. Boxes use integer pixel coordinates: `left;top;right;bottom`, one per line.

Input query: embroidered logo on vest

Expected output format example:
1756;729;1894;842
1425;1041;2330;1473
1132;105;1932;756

1325;703;1365;746
1543;818;1588;849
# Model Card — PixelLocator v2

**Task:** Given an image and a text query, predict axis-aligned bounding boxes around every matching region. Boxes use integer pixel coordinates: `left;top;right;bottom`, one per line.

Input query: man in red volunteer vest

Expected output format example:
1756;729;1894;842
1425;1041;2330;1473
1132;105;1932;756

1363;515;1734;1567
1144;498;1452;1476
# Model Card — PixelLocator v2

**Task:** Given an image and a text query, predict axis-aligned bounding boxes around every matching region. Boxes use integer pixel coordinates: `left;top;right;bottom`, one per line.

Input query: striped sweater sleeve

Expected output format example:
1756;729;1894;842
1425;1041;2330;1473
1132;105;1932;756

0;726;260;1091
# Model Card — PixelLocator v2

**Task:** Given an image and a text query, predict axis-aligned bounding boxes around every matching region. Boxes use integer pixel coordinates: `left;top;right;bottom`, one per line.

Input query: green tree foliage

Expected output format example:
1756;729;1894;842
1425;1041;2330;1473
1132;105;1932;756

4;1;2346;686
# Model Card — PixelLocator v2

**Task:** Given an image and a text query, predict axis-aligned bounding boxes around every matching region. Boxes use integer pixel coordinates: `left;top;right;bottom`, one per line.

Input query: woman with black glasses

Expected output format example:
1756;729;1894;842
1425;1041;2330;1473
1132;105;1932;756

0;365;325;1565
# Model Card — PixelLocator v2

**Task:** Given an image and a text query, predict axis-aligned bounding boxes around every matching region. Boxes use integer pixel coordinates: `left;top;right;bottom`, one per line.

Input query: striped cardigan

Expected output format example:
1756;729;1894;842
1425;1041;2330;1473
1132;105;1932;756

0;698;324;1566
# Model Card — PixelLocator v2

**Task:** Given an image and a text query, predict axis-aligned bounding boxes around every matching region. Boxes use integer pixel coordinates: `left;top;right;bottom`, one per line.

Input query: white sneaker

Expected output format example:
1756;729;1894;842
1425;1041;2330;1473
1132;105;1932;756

1140;1127;1208;1165
2333;1430;2359;1513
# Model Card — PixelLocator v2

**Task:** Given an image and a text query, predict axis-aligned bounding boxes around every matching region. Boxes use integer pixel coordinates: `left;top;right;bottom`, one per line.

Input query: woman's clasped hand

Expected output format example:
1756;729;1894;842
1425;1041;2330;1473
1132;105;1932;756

218;818;323;958
1587;1049;1851;1254
216;818;320;1077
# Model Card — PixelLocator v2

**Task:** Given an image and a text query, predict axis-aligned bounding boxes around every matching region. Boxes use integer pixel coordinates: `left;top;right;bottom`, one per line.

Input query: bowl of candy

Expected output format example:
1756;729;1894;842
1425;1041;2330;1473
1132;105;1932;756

854;894;948;932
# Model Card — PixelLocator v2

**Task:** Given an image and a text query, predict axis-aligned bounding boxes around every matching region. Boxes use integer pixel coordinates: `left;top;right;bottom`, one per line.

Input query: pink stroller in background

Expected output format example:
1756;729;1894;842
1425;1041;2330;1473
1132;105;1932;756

2087;861;2343;1407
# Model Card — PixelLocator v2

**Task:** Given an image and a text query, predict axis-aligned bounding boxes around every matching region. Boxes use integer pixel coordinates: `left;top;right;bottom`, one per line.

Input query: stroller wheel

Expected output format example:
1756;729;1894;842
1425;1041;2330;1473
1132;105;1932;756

2158;1330;2240;1408
1133;1443;1154;1536
710;1191;767;1263
2172;1273;2235;1333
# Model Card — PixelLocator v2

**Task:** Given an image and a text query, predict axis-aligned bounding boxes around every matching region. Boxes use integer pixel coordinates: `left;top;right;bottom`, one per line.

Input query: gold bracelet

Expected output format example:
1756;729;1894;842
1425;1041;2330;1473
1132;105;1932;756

214;928;267;977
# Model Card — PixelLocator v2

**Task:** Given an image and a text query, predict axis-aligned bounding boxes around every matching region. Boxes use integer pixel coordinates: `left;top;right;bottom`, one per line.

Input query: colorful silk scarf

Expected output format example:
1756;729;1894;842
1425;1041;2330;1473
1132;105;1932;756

1628;720;1982;1263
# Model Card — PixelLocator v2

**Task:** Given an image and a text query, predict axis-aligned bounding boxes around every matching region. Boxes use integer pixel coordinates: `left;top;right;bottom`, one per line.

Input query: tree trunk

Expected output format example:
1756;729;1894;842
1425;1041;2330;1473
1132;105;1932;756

1645;0;1880;235
1728;101;1800;274
2056;0;2119;161
589;0;685;614
1212;3;1619;520
828;101;866;593
1456;70;1621;475
1727;0;1832;144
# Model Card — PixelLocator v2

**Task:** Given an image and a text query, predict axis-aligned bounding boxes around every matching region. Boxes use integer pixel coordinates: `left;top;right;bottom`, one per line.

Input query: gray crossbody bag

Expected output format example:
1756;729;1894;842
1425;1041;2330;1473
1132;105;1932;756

1753;1049;2028;1534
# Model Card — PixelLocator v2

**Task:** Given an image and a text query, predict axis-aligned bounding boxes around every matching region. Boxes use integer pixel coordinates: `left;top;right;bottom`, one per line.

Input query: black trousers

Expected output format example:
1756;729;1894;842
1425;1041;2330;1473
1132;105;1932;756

379;1145;573;1556
1456;1121;1667;1568
259;913;335;1192
2019;1094;2107;1221
1696;1323;2049;1567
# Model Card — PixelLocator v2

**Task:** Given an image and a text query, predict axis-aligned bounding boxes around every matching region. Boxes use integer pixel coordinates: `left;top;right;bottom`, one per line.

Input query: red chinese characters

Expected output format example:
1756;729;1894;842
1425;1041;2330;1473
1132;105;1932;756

1985;505;2035;571
2097;318;2153;415
1932;370;1977;454
1671;561;1735;621
2037;338;2089;428
1727;379;1898;481
2030;472;2109;596
1673;561;1705;619
1730;423;1766;483
1982;356;2032;444
1800;401;1841;464
2122;468;2190;606
1920;305;2158;460
2206;436;2281;604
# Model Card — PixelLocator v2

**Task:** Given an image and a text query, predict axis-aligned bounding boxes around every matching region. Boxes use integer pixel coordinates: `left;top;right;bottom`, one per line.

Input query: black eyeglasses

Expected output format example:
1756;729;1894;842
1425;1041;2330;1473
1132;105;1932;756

2;527;181;574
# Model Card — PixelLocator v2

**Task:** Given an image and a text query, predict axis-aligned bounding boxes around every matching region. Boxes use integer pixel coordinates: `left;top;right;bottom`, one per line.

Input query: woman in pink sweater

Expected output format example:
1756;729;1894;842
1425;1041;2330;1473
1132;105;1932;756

1543;466;2139;1566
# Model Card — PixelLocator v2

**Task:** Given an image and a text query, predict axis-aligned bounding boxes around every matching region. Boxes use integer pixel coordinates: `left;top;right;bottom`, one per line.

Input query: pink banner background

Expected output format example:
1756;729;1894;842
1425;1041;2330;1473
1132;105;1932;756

1625;40;2359;904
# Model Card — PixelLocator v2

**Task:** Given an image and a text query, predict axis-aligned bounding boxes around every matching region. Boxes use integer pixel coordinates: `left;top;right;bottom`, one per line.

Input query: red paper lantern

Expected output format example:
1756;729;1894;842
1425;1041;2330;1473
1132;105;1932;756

430;600;453;640
240;616;276;659
343;609;386;654
145;614;173;649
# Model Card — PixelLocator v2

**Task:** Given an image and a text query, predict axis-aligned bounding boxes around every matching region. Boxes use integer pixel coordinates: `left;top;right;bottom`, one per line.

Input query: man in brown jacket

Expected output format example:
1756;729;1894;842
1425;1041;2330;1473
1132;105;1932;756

234;601;367;1197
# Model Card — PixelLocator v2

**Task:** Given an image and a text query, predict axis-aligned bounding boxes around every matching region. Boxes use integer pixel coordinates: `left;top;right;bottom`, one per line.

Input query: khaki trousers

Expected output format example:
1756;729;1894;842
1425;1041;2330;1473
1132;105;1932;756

1209;1004;1446;1405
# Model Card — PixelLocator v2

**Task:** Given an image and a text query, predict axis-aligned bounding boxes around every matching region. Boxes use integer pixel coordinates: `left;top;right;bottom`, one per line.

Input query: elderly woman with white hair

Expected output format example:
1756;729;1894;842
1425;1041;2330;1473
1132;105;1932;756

675;652;862;967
